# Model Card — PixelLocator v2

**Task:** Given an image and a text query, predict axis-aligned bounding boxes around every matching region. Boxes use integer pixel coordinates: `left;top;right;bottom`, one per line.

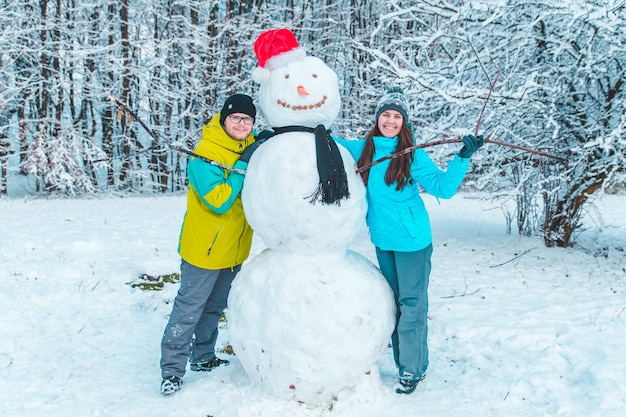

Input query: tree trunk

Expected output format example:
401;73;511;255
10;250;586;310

0;111;7;196
542;175;605;247
117;0;138;189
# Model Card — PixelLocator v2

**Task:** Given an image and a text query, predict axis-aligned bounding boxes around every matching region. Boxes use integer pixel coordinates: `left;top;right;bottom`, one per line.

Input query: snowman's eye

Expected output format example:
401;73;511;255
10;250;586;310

312;74;318;78
285;74;289;79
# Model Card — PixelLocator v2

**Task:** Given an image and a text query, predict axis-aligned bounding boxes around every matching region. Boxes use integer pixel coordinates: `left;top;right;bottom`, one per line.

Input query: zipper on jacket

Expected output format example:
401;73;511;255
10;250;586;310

234;221;251;265
207;226;223;256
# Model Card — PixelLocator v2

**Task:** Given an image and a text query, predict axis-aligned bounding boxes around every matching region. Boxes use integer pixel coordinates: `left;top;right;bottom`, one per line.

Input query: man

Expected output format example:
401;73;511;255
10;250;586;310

160;94;260;395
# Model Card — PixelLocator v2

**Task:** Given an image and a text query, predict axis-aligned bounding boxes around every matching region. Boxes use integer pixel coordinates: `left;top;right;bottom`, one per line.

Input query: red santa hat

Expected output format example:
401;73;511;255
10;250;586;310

252;28;306;83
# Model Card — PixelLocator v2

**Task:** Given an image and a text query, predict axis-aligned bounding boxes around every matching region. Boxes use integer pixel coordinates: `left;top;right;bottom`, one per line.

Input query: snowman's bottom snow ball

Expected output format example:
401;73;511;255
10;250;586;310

227;249;395;404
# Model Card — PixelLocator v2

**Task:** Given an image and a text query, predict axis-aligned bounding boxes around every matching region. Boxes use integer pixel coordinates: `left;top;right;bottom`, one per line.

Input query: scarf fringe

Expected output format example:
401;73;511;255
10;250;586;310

306;124;350;206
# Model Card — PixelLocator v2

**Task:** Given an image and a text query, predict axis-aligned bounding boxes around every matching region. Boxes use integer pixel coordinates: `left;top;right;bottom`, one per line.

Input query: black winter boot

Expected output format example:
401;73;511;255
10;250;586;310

160;376;182;395
190;357;229;372
395;374;425;395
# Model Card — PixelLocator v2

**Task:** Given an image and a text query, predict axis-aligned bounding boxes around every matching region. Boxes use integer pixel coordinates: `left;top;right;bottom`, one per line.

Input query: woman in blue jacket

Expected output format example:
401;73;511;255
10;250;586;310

335;87;483;394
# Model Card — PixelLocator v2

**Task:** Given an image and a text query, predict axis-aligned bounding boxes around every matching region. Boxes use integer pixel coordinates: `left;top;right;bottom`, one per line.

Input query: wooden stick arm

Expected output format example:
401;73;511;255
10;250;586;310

355;132;566;174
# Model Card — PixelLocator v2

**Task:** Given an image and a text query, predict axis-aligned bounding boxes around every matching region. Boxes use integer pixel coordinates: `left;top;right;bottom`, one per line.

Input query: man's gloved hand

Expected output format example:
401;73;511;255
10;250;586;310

239;133;273;164
255;129;275;141
458;134;485;159
239;140;263;164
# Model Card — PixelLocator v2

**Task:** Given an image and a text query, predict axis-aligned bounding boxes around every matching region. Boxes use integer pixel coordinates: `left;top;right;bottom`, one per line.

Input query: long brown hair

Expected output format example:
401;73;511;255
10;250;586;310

357;123;414;190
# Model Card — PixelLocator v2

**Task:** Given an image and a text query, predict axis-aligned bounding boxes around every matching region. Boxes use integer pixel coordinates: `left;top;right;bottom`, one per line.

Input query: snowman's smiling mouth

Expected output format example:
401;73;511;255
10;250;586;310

276;96;328;111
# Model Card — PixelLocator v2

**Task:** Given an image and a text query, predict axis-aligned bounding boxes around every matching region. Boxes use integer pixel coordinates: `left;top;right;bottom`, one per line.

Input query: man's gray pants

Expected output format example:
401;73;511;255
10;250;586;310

160;259;240;378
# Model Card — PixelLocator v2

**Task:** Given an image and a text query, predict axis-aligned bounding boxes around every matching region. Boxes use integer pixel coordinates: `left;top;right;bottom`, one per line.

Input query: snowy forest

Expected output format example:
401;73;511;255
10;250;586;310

0;0;625;247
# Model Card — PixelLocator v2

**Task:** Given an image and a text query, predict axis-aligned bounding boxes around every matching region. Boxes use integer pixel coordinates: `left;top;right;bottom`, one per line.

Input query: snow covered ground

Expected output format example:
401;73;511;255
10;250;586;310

1;191;624;417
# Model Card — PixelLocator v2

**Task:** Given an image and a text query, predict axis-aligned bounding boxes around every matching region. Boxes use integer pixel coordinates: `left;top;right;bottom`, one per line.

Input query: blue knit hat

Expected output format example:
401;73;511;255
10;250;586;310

375;86;409;124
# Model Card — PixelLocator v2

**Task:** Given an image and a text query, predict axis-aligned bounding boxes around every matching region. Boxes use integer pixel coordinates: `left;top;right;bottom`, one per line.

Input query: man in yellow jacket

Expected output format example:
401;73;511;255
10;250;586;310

160;94;259;395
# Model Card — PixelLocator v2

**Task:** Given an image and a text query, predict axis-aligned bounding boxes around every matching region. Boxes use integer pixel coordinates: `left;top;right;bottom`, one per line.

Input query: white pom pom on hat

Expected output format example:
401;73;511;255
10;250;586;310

252;28;307;83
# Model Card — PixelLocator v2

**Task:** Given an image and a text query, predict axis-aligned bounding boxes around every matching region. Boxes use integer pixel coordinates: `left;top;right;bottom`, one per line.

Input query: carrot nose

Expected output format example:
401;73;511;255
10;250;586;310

297;86;309;96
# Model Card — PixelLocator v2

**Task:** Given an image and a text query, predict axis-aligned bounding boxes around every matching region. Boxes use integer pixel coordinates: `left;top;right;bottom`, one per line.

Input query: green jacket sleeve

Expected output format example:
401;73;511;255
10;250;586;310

188;157;247;214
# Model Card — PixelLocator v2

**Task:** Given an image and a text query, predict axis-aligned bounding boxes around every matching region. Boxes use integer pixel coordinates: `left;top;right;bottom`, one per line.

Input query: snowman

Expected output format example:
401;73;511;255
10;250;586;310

226;28;395;404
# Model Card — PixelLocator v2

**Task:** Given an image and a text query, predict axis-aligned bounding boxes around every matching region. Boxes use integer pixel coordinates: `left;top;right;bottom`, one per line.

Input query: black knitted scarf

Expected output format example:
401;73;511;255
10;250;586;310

272;125;350;205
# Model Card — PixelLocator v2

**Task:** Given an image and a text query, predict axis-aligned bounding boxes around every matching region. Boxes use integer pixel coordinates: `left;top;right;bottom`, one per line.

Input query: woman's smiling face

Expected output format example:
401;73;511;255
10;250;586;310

377;110;404;138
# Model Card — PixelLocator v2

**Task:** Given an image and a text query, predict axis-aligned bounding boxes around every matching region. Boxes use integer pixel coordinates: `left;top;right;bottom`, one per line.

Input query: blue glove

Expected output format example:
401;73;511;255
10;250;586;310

458;134;484;159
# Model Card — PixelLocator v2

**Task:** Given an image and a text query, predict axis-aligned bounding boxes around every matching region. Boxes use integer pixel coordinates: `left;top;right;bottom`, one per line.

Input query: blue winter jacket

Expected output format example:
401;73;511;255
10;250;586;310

335;136;469;252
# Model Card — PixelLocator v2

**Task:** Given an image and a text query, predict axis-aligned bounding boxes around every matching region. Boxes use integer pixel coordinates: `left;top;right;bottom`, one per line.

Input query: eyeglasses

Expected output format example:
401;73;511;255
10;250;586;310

228;115;254;125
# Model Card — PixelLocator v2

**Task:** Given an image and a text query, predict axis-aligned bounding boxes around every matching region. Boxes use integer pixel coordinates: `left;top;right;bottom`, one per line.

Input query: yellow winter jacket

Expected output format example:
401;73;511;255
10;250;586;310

178;112;255;270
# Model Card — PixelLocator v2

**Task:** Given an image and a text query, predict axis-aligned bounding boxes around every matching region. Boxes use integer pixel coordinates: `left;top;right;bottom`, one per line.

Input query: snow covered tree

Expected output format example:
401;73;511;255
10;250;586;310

489;1;626;247
25;124;106;194
1;0;623;247
535;3;624;247
2;0;115;194
0;99;9;196
347;0;625;247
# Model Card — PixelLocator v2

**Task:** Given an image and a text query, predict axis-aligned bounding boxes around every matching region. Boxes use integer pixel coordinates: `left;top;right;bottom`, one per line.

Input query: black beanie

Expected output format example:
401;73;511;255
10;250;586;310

220;94;257;126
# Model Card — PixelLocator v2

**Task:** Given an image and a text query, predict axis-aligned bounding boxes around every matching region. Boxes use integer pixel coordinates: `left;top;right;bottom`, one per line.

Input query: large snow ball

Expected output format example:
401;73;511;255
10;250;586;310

227;249;395;404
242;133;367;254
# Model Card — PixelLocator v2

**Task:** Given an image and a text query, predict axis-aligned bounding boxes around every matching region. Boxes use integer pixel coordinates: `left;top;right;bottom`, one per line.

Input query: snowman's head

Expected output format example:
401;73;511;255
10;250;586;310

257;57;339;129
252;28;340;129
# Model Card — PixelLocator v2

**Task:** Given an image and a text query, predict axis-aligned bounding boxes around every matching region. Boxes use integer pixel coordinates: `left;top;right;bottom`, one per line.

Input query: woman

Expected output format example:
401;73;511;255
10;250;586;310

335;87;483;394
